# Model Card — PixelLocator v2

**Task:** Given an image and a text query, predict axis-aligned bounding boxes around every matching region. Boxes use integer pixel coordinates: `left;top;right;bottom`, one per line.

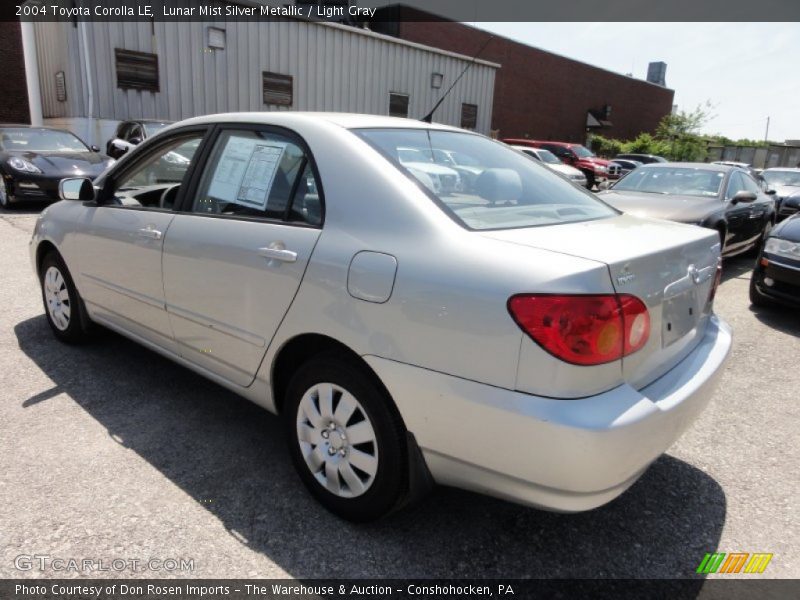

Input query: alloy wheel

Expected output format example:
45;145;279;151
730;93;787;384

295;382;379;498
44;266;71;331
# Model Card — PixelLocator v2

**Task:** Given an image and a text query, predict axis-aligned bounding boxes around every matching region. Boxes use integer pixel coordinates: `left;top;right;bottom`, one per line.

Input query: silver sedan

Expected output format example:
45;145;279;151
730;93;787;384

30;113;731;521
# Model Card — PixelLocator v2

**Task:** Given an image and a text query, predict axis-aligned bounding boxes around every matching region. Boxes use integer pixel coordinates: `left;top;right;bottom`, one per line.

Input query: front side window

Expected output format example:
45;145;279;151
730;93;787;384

355;128;617;231
546;145;573;160
190;129;321;226
572;145;595;158
741;172;762;195
613;167;725;198
725;172;745;200
143;122;170;137
112;134;203;209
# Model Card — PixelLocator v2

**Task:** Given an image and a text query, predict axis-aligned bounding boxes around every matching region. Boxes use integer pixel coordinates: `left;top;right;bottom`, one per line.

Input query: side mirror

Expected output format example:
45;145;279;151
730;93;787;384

731;190;757;204
90;144;100;152
59;177;95;202
111;139;134;155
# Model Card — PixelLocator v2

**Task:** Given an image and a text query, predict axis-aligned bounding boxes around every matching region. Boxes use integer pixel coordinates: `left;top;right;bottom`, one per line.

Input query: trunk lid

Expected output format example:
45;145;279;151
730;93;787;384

483;214;721;389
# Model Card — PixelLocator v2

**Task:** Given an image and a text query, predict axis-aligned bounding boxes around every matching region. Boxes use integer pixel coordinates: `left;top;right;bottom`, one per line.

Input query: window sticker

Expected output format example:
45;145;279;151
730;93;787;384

208;135;288;211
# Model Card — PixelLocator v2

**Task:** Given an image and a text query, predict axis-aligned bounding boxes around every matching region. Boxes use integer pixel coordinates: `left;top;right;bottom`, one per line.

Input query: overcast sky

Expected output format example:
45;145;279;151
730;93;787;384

475;22;799;143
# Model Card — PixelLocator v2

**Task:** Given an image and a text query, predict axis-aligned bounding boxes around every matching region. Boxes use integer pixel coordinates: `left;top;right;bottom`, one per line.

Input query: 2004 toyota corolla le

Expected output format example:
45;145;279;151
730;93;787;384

30;113;732;521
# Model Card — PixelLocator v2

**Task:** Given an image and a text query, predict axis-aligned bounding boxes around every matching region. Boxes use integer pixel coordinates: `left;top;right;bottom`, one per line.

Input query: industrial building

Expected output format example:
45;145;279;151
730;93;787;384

373;14;676;143
1;16;498;146
1;6;680;149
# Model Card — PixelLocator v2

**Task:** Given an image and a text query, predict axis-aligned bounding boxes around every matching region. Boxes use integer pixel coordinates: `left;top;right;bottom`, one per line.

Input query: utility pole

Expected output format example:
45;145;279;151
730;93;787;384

764;116;770;143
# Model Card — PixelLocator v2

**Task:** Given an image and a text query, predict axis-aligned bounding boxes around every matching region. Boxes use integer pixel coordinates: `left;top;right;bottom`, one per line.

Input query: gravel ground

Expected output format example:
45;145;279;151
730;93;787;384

0;207;797;579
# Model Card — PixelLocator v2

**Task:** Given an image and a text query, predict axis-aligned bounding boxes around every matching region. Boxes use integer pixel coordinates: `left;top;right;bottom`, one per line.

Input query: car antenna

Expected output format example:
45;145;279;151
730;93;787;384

420;35;494;124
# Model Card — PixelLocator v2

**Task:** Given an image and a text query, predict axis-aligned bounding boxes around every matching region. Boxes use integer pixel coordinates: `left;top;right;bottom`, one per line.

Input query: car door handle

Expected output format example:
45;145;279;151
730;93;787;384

137;227;162;240
258;246;297;263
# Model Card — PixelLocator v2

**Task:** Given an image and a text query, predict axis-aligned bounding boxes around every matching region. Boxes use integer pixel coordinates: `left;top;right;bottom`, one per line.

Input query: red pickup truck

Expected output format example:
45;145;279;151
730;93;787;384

504;139;611;189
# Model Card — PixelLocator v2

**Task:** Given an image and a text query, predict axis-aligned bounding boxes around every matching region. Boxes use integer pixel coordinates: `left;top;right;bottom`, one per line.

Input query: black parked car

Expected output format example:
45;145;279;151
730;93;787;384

614;153;668;164
607;158;642;181
750;213;800;307
0;125;114;208
598;163;777;257
761;168;800;219
106;119;172;159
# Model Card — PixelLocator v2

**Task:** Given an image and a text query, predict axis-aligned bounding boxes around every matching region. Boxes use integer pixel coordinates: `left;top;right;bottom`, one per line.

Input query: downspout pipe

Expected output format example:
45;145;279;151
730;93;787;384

79;20;94;147
19;21;43;126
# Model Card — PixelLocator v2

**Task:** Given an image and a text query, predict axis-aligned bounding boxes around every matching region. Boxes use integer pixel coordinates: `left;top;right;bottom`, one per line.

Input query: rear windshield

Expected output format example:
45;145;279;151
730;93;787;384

355;129;617;231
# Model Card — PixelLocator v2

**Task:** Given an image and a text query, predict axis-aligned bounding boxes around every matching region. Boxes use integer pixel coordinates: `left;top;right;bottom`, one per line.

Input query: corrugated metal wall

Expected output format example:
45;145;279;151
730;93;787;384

34;18;497;134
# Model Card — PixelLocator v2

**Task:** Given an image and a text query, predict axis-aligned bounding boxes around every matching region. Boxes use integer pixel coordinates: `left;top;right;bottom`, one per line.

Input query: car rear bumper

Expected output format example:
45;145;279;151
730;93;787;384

365;315;731;512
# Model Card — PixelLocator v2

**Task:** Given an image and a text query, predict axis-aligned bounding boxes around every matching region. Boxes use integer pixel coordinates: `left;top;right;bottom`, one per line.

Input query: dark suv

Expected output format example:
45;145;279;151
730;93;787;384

105;120;172;159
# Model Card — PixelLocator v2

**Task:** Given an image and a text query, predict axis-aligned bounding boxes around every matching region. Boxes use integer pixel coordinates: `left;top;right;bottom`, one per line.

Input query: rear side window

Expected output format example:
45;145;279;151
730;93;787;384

355;128;616;231
190;129;322;226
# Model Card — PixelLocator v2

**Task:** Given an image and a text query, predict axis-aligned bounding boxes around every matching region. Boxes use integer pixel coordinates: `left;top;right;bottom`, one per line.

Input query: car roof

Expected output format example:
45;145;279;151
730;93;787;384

126;119;173;125
175;112;462;132
764;167;800;172
639;161;735;173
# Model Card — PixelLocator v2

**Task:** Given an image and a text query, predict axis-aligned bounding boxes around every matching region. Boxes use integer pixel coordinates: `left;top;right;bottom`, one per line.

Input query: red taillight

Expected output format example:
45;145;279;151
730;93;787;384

507;294;650;366
708;263;723;303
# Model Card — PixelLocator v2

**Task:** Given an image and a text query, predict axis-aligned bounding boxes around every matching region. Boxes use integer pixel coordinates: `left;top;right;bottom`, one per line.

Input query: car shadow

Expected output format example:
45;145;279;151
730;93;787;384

14;315;726;581
0;201;49;215
749;304;800;336
721;255;755;283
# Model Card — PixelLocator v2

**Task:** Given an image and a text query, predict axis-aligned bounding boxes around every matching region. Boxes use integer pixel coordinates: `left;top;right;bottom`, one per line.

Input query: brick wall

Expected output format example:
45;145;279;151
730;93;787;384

0;22;31;124
394;20;674;144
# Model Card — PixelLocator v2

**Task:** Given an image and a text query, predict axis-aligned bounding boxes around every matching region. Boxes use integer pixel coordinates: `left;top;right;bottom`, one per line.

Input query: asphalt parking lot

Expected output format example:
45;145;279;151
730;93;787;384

0;205;797;579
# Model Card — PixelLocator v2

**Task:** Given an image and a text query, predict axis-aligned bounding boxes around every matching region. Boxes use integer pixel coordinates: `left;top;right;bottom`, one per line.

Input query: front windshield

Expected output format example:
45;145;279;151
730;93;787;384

0;128;88;152
143;122;170;136
572;145;595;158
763;170;800;187
355;129;617;231
612;166;724;198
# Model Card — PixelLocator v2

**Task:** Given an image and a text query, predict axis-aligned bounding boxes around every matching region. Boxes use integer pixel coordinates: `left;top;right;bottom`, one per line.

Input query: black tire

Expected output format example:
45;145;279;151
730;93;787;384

583;171;595;190
39;251;93;343
0;176;12;209
284;356;408;522
746;218;774;257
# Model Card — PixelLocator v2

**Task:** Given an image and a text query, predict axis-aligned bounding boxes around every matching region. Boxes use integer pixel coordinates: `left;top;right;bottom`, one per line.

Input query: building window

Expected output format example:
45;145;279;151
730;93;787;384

389;93;409;118
208;27;226;50
263;72;293;106
461;103;478;130
115;49;159;92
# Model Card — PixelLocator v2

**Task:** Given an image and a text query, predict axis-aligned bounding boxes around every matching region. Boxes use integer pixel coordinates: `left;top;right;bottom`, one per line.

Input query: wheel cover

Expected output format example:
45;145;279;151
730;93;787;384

296;382;379;498
44;266;71;331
